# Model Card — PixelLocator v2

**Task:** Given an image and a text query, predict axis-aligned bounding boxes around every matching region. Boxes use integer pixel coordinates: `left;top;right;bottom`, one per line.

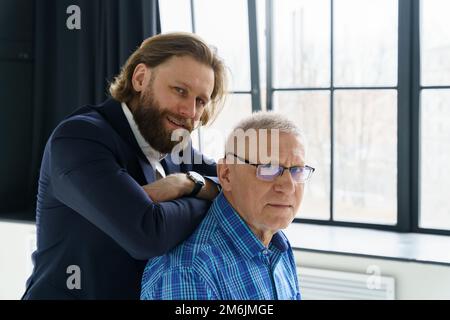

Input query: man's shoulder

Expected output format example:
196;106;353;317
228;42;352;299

52;106;110;138
47;102;125;154
140;249;217;299
171;211;223;261
140;219;224;299
143;212;223;276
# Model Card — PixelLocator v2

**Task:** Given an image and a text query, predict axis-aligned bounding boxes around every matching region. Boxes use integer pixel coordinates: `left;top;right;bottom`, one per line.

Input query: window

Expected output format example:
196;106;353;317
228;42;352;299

269;0;399;228
274;91;331;221
159;0;450;235
333;90;397;225
419;0;450;231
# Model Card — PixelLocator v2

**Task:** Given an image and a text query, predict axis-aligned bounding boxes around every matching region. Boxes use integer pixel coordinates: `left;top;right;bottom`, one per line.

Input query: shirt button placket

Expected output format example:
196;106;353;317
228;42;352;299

262;249;270;265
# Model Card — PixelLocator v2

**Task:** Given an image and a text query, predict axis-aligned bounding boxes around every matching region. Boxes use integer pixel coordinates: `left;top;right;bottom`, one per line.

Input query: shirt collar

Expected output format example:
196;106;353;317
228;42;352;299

211;192;289;260
121;102;167;161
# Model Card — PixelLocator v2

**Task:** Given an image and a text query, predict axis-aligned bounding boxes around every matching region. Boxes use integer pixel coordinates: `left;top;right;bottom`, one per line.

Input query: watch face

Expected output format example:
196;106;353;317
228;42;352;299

189;171;205;184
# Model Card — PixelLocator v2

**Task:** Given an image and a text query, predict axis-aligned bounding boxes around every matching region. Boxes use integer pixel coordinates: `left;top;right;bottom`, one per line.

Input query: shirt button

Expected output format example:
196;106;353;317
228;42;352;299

262;249;269;255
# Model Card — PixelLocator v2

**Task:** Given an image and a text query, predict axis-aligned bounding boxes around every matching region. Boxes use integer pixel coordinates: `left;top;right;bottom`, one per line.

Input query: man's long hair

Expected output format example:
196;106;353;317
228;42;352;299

109;32;228;126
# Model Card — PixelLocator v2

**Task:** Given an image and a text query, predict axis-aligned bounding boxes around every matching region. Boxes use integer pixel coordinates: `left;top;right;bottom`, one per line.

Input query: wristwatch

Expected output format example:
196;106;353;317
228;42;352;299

186;171;206;197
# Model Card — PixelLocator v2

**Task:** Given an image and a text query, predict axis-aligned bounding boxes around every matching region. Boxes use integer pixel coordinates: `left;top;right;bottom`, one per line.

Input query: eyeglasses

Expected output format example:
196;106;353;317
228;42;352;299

226;153;315;183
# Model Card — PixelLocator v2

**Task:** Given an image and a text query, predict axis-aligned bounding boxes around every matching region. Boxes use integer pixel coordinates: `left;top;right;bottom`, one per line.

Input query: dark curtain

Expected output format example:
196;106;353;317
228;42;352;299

27;0;161;210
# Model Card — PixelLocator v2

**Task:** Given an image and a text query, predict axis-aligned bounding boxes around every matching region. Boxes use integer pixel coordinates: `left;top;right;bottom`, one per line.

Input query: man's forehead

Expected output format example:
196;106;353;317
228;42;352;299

226;130;305;164
226;129;303;147
157;59;214;96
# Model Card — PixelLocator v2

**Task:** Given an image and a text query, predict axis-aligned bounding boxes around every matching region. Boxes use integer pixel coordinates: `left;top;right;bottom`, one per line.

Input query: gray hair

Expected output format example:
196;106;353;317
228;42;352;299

224;112;306;160
231;111;302;137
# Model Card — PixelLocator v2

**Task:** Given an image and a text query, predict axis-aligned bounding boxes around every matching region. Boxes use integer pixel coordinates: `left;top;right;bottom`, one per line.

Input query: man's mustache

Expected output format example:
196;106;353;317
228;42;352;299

137;96;196;132
164;112;195;132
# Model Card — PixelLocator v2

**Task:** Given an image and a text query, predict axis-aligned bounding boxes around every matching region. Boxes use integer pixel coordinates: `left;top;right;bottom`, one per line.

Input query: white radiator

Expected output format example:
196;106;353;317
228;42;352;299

297;266;395;300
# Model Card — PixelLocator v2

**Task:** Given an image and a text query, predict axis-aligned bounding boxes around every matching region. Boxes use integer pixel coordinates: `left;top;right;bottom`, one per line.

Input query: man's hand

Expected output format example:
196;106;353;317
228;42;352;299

142;173;220;203
142;173;193;203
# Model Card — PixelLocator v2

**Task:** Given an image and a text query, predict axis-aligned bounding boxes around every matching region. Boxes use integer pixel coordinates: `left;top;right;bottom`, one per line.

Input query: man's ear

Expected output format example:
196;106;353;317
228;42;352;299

217;159;232;192
131;63;149;92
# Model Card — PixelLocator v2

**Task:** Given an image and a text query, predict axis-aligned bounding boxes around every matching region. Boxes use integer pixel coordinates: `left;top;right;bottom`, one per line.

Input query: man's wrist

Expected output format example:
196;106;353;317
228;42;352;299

186;171;206;197
196;178;220;201
183;176;196;196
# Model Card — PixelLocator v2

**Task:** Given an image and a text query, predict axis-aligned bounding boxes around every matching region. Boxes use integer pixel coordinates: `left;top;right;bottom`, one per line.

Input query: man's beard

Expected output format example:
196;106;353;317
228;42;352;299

131;90;194;154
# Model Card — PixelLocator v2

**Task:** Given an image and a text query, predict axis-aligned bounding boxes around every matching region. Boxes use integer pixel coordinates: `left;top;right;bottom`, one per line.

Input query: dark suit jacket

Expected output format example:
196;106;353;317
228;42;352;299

22;99;217;300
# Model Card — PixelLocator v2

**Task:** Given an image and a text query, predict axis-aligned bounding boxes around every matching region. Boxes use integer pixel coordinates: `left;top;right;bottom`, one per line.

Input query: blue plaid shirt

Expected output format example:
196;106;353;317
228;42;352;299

140;192;301;300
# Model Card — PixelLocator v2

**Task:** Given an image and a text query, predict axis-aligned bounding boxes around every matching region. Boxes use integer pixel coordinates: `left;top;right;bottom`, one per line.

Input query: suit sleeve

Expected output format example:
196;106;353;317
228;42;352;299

49;118;210;260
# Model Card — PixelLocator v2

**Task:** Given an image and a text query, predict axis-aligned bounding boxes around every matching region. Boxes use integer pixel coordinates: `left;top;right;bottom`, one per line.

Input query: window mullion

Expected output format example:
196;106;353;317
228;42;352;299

330;0;335;222
410;0;421;232
247;0;262;112
265;0;273;111
397;0;414;232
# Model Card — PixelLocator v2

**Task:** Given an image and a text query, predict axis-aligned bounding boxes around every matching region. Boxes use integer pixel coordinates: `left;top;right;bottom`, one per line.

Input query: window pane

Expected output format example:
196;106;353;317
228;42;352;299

159;0;192;32
334;90;397;224
273;91;331;220
334;0;398;87
194;0;251;91
273;0;330;88
421;0;450;86
200;94;252;161
420;90;450;230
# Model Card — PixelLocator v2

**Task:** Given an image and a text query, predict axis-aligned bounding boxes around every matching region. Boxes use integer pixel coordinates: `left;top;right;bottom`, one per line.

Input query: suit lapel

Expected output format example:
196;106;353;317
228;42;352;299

161;155;180;175
138;157;156;183
94;99;157;184
95;99;146;160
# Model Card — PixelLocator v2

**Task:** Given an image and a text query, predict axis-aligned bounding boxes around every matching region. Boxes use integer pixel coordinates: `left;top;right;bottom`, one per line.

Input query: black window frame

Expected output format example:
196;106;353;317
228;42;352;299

186;0;450;236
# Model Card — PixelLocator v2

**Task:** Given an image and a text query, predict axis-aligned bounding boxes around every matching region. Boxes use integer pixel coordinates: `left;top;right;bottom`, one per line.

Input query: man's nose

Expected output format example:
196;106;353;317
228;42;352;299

274;169;296;194
178;98;196;119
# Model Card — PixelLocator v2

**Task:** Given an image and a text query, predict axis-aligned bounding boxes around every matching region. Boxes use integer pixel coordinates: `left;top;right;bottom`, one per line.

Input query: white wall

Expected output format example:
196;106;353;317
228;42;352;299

295;250;450;300
1;221;450;300
0;221;35;300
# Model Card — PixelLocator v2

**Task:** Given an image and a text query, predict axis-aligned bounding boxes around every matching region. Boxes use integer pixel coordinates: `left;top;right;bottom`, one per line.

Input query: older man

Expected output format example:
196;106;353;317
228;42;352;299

141;112;315;300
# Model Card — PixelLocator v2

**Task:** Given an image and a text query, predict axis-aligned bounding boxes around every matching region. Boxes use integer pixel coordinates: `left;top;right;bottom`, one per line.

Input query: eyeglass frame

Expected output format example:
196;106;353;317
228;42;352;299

225;153;315;183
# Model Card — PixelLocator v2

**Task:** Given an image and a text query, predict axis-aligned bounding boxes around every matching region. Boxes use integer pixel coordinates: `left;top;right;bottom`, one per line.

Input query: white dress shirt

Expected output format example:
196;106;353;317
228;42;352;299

121;102;167;180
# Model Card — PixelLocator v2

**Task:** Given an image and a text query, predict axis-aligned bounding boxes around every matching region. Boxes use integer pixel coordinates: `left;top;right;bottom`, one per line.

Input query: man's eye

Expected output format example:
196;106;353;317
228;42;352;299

175;87;186;95
196;98;206;107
